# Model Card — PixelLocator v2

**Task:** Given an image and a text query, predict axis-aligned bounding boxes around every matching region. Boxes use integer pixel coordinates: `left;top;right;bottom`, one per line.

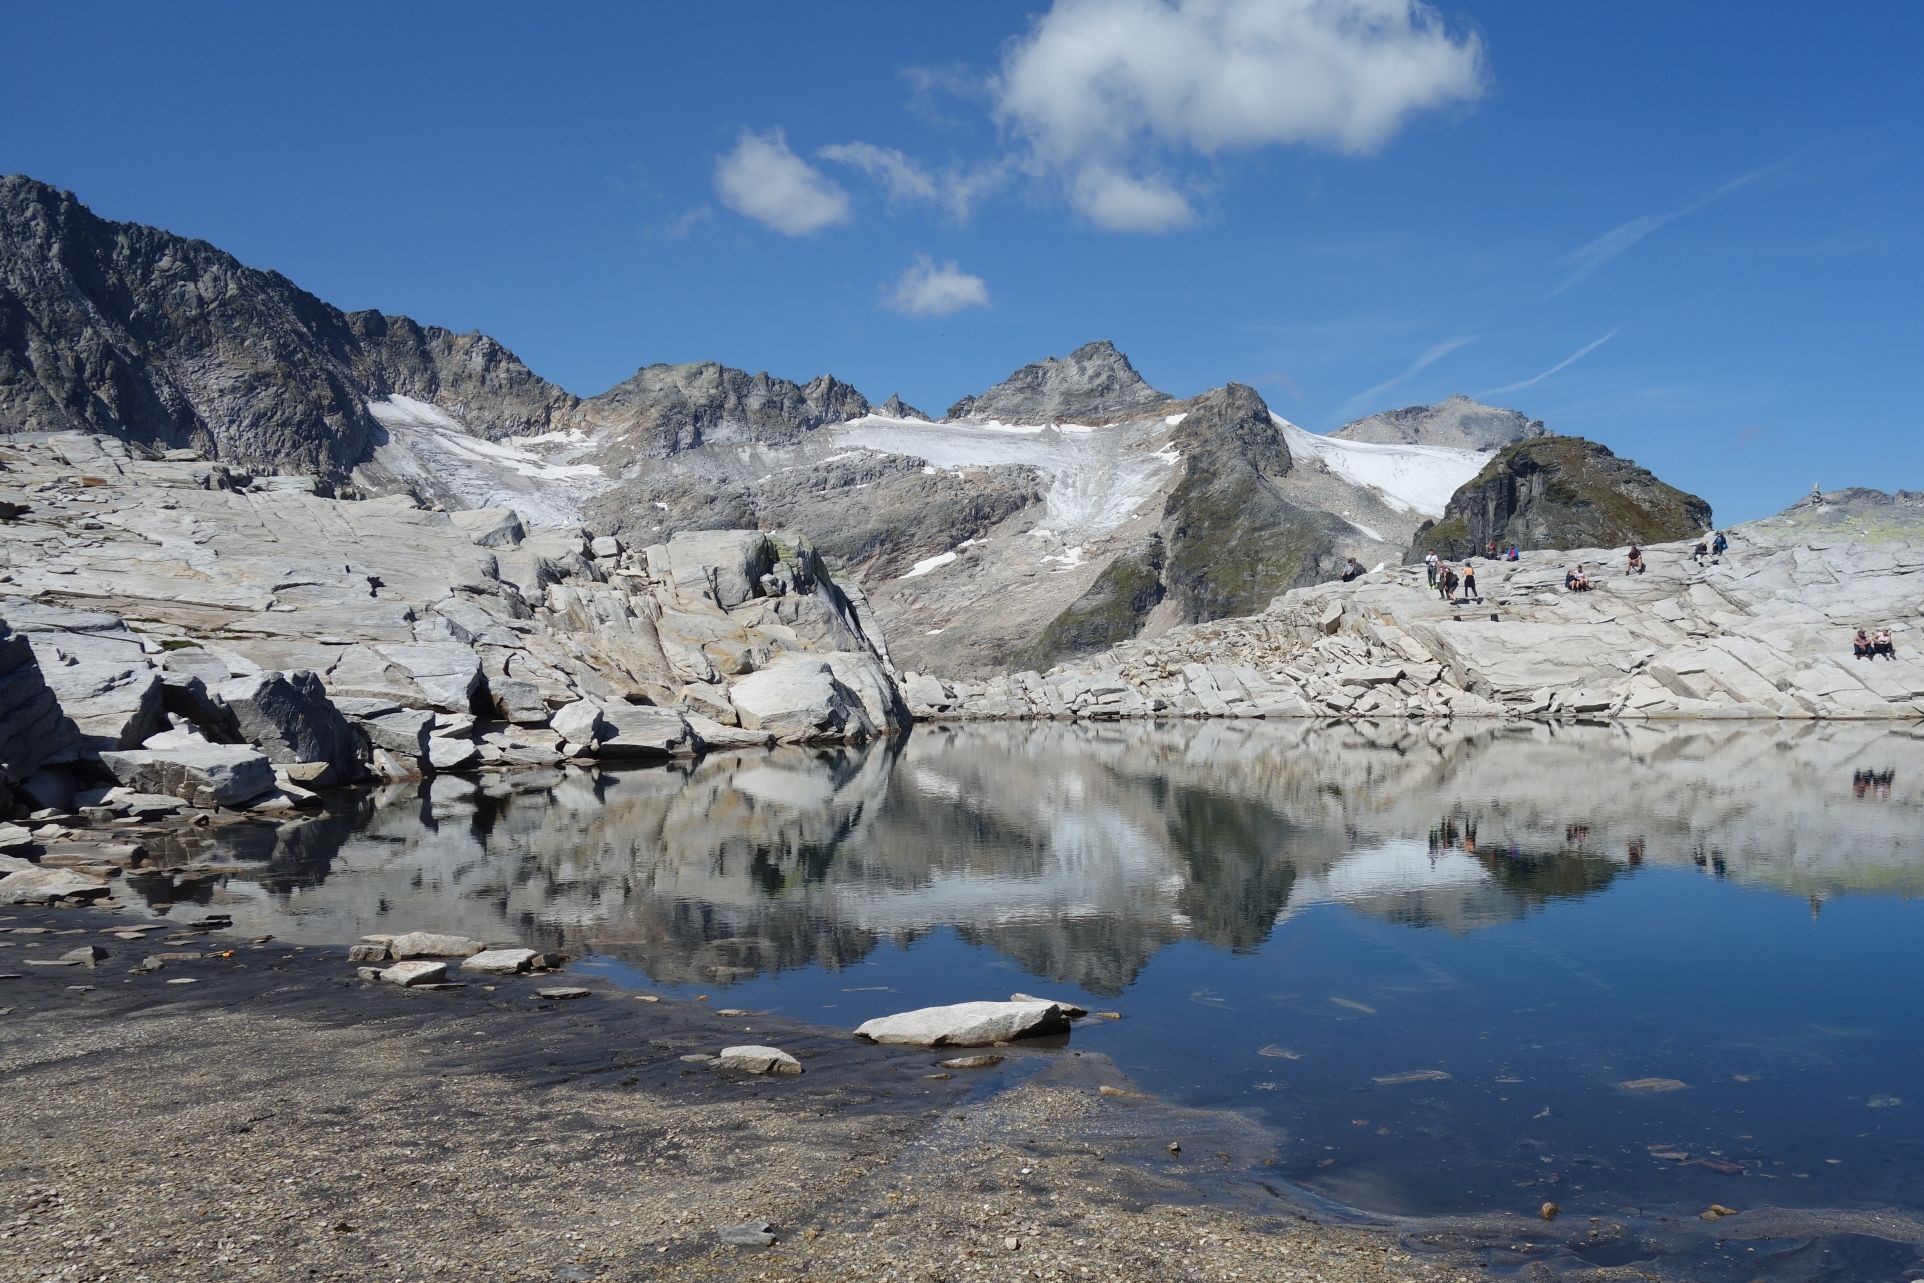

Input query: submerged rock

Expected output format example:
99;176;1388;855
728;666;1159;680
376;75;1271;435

715;1045;803;1075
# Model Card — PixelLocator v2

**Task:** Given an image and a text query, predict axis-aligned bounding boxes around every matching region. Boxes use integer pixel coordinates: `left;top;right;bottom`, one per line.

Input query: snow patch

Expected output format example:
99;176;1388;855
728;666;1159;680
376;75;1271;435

362;397;609;526
900;550;959;579
1278;415;1486;518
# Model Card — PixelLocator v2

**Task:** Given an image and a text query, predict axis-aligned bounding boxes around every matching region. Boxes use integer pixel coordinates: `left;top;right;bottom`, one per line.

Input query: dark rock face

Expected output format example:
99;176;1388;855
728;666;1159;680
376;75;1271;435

0;175;572;478
1159;383;1345;623
1333;394;1547;450
1026;383;1346;665
1410;437;1712;559
945;340;1172;424
1016;536;1166;667
580;363;870;460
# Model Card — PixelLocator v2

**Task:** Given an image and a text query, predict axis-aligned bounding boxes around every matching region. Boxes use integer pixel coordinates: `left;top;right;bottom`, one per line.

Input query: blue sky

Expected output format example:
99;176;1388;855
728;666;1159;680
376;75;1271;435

5;1;1920;522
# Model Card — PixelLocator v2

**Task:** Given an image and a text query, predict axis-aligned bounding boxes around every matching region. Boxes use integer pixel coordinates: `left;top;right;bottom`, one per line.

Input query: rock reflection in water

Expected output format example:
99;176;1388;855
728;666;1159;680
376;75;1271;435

179;719;1924;992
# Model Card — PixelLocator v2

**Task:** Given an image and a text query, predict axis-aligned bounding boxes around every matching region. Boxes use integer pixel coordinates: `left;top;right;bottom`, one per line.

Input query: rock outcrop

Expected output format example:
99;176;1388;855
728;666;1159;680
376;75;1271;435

912;490;1924;724
1412;437;1712;560
944;340;1172;424
1334;395;1547;450
0;432;909;803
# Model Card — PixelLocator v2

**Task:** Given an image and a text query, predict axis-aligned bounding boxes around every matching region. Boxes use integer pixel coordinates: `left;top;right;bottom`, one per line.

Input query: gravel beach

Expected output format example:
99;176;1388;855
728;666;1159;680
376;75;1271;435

0;905;1490;1283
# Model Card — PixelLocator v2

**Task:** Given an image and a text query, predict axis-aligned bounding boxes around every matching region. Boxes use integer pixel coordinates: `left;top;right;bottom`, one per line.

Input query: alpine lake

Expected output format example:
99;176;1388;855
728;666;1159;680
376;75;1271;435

135;719;1924;1281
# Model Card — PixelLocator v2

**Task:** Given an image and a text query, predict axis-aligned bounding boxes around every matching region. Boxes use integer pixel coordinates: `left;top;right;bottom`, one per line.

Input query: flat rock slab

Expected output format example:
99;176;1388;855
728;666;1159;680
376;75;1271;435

715;1045;802;1075
387;932;486;958
460;947;538;975
0;867;110;905
380;960;448;987
536;987;590;1001
855;1000;1071;1047
717;1221;777;1248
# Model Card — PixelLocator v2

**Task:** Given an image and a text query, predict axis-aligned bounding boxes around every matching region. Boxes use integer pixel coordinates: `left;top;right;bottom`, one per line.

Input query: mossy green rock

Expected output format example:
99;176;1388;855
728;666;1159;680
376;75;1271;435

1411;436;1710;560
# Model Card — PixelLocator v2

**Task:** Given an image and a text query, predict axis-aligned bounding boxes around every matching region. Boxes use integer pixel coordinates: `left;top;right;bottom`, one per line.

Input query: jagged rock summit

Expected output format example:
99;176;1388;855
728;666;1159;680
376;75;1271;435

945;340;1173;424
1333;395;1547;451
1411;436;1712;559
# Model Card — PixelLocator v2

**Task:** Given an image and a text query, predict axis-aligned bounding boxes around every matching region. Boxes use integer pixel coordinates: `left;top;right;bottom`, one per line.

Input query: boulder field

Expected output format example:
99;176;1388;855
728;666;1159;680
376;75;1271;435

0;432;907;810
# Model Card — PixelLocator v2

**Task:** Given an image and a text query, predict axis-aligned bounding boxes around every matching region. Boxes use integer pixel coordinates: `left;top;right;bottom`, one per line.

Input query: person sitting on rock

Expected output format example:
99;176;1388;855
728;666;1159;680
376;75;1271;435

1485;539;1498;560
1692;540;1709;564
1341;557;1365;583
1712;531;1729;560
1627;545;1646;575
1854;628;1875;659
1460;563;1482;603
1874;628;1896;660
1507;545;1521;561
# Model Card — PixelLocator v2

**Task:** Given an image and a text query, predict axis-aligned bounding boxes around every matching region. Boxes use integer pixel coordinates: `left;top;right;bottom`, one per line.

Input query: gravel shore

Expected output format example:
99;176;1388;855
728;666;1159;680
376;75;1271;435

0;904;1493;1283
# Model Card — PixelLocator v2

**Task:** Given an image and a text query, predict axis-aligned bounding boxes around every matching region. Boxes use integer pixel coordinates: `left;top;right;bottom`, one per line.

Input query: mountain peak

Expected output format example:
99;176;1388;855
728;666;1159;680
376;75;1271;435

945;340;1172;424
1332;396;1548;451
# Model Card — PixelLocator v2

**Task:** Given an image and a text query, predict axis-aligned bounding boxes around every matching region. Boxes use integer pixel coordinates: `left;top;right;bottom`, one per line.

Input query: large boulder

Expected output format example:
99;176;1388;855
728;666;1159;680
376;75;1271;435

728;659;875;743
570;701;699;758
854;1000;1073;1048
217;671;365;778
98;730;275;807
658;531;776;609
0;618;79;781
0;865;110;905
6;600;164;753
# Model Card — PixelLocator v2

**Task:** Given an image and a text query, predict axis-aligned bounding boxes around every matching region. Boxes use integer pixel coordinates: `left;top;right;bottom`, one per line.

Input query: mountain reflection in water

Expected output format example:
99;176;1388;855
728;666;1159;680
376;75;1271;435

172;719;1921;993
149;718;1924;1251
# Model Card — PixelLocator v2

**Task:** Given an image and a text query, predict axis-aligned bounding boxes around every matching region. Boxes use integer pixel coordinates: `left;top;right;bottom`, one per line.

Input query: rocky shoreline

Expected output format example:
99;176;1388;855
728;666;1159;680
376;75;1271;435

0;892;1493;1283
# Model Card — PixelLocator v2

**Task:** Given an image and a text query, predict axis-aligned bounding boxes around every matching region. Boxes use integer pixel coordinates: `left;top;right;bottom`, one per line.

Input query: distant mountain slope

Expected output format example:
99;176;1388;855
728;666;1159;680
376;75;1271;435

1333;394;1547;450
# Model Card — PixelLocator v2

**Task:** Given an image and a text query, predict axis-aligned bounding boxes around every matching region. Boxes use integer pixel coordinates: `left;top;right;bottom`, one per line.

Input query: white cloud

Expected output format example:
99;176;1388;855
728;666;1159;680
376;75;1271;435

995;0;1486;231
1071;165;1197;232
713;128;851;236
883;255;992;316
1481;329;1618;397
1345;334;1474;411
1554;158;1794;293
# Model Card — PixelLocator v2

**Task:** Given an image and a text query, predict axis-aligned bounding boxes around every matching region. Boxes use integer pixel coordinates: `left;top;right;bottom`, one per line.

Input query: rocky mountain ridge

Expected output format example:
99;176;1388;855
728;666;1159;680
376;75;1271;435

1333;394;1547;450
2;175;1724;675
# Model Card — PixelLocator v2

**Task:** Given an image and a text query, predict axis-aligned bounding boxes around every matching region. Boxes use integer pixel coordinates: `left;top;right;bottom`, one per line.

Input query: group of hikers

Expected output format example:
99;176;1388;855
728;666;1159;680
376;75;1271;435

1853;628;1898;660
1421;550;1485;603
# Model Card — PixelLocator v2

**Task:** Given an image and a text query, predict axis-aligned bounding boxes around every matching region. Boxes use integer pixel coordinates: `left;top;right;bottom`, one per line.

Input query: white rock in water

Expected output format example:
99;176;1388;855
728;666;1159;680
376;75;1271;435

0;867;110;904
380;960;448;987
729;658;874;743
387;931;487;958
461;947;538;975
716;1045;804;1075
426;736;480;772
855;1000;1072;1047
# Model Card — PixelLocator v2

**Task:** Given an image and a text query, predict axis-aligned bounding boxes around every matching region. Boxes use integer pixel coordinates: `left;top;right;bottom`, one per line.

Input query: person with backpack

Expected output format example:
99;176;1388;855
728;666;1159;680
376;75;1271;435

1440;565;1459;602
1424;550;1439;588
1712;531;1729;559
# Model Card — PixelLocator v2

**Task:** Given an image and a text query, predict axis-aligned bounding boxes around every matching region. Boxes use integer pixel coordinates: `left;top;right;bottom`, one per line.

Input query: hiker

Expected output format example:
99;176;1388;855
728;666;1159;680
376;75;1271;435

1854;628;1874;659
1627;545;1645;575
1692;539;1709;565
1874;628;1896;660
1507;545;1520;561
1712;531;1729;559
1460;562;1482;603
1341;556;1364;583
1565;565;1592;592
1485;539;1498;560
1440;565;1459;601
1424;550;1439;587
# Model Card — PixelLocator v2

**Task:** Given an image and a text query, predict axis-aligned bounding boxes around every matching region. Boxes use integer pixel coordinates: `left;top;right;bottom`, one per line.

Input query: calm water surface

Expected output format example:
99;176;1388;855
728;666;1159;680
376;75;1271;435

151;720;1924;1275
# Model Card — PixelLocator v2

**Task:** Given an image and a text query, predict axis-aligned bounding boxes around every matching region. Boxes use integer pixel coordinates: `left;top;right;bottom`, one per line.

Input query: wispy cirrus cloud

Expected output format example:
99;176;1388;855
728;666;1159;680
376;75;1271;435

1344;334;1475;413
1554;157;1795;294
816;142;1010;224
1481;329;1618;398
